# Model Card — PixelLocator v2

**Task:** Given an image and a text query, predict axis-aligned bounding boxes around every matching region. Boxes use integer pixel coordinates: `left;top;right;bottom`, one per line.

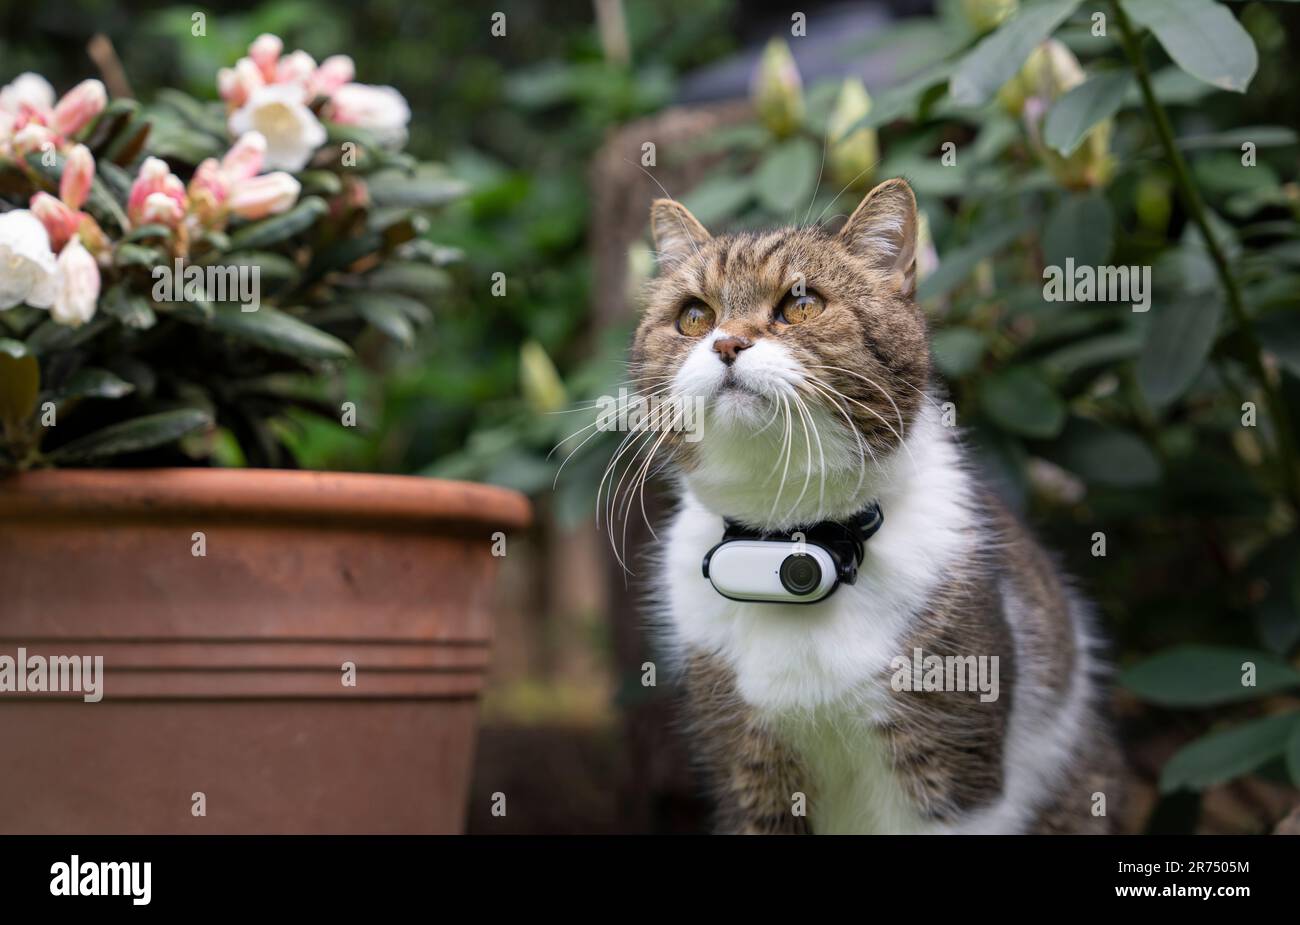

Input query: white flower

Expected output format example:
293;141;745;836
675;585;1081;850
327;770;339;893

329;83;410;148
0;73;55;116
49;236;100;327
0;209;58;310
228;83;326;172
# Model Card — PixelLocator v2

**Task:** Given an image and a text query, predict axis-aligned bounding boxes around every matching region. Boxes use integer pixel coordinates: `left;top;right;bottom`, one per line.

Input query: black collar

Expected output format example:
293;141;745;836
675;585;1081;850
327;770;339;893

718;501;884;585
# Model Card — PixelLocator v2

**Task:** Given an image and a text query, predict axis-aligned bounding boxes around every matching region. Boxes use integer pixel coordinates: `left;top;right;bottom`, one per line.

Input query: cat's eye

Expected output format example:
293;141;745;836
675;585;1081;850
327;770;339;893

676;302;716;337
777;290;826;325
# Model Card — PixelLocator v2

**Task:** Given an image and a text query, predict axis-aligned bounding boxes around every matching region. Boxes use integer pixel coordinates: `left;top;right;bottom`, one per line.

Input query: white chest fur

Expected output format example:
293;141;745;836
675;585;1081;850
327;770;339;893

657;408;984;831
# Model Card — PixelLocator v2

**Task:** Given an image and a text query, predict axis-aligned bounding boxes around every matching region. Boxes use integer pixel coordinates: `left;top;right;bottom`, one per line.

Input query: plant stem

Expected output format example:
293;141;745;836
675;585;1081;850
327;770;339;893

1111;0;1300;506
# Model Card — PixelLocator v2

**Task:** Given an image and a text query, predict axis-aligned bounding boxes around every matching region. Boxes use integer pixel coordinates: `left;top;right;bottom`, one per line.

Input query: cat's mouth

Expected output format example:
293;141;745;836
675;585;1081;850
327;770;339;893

717;372;762;396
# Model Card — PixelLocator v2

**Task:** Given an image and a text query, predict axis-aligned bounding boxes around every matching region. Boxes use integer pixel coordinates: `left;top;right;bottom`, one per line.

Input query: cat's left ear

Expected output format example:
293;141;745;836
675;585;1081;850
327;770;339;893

838;178;918;297
650;198;711;269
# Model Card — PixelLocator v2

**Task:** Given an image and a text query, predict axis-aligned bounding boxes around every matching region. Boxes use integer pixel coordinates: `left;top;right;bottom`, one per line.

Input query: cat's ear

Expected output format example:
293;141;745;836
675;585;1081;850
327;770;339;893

838;178;918;296
650;198;711;268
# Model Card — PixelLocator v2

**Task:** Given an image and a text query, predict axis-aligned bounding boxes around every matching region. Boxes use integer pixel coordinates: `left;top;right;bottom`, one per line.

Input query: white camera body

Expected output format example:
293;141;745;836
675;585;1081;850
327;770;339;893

703;539;841;604
700;503;883;606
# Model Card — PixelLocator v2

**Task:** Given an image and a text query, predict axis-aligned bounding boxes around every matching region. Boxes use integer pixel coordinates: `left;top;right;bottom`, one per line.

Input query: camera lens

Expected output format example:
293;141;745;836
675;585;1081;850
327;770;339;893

779;554;821;596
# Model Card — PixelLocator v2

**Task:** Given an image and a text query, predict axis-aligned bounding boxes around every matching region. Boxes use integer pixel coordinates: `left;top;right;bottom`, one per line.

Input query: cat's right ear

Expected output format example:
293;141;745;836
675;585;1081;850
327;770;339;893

838;178;918;296
650;198;710;268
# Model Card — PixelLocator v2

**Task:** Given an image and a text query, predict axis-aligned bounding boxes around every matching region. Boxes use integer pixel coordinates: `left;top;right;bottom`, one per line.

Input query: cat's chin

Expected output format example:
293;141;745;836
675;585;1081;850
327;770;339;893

706;384;773;430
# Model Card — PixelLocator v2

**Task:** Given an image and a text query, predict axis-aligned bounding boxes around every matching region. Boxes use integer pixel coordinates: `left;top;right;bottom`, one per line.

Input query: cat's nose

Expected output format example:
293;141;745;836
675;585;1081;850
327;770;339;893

712;335;753;365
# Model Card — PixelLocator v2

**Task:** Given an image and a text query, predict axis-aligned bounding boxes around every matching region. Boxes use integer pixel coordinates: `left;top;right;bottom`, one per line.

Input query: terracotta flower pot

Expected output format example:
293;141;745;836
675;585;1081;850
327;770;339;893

0;468;529;834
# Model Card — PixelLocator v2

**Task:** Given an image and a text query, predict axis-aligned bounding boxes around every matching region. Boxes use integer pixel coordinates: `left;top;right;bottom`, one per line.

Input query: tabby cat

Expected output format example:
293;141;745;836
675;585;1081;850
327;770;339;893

627;179;1122;834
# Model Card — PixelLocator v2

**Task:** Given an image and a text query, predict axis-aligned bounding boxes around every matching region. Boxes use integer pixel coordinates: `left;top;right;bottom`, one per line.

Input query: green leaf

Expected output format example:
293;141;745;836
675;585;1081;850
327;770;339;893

0;352;39;430
979;365;1066;438
681;175;751;227
0;338;27;358
931;327;986;377
45;409;212;463
1159;713;1299;793
367;166;468;209
364;262;452;298
188;305;353;361
210;251;301;285
348;292;418;346
754;137;820;216
917;215;1036;302
52;368;135;401
102;286;157;330
23;316;112;355
122;224;174;243
227;197;328;251
948;0;1083;107
1043;70;1132;155
1043;191;1114;269
114;243;167;269
1055;418;1160;486
1136;288;1223;406
1178;125;1298;150
1122;645;1300;706
1120;0;1258;93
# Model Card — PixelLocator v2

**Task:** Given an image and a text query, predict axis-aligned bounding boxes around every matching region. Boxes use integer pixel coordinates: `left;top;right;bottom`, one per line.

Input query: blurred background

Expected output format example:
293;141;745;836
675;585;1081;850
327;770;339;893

8;0;1300;834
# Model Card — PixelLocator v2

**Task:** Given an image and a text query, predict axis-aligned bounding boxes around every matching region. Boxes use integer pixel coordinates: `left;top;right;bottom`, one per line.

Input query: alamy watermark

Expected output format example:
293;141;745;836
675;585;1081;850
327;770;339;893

0;648;103;702
1042;258;1151;312
151;259;261;312
890;647;1000;703
595;388;704;442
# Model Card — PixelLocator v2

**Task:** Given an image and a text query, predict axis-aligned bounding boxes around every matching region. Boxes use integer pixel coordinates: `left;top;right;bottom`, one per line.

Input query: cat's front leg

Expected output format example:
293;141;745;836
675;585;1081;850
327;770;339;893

681;650;812;835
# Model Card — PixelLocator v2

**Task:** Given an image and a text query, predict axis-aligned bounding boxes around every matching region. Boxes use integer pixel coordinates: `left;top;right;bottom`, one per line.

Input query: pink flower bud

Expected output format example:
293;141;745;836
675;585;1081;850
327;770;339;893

249;33;284;81
75;213;109;257
50;235;100;327
310;55;355;99
51;79;107;137
30;191;80;252
12;122;54;157
187;158;229;225
224;58;265;110
217;68;241;106
227;172;301;220
140;191;185;227
275;50;317;93
220;131;266;181
60;143;95;210
0;73;56;120
128;157;188;227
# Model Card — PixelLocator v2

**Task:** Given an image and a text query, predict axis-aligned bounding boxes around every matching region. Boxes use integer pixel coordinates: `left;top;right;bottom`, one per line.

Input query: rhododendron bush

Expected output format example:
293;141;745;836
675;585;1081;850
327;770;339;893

0;34;463;470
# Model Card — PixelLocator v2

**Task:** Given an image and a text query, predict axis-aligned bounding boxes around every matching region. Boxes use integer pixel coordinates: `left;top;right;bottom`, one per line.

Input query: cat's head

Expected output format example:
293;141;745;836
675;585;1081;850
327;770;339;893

629;178;932;530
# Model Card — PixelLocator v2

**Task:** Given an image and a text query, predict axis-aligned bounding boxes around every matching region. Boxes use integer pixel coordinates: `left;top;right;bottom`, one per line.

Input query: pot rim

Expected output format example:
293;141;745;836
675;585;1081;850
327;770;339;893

0;468;532;529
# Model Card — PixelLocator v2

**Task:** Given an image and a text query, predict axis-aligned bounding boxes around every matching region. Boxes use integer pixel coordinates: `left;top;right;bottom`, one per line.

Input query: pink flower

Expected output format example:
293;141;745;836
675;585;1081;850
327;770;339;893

310;55;355;99
275;51;317;93
0;73;55;121
249;33;284;81
218;57;266;109
187;158;229;225
51;79;106;137
60;143;95;210
127;157;187;228
328;83;410;148
140;191;185;227
12;122;53;157
50;235;100;327
227;172;301;220
220;131;266;181
30;191;80;252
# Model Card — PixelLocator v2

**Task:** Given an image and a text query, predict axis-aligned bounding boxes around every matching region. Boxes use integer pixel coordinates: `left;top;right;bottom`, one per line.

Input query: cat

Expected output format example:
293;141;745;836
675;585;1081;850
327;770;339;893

626;178;1123;834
